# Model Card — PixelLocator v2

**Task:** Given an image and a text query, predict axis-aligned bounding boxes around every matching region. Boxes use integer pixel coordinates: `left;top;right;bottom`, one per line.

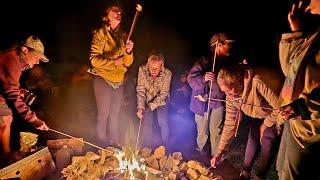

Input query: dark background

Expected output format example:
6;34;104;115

0;0;293;148
0;0;294;76
0;1;295;175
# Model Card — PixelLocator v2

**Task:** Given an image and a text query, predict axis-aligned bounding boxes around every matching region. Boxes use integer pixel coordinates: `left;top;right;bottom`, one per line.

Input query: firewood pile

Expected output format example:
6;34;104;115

61;146;222;180
61;147;119;179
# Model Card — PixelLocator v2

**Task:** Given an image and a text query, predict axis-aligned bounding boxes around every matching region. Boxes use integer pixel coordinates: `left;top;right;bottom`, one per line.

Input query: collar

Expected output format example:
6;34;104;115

106;25;119;33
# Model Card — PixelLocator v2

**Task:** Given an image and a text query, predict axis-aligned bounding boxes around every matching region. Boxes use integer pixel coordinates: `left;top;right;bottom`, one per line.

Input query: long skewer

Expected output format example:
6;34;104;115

135;118;143;153
195;95;277;110
234;102;243;138
196;95;277;138
206;40;219;120
49;129;113;154
127;4;142;42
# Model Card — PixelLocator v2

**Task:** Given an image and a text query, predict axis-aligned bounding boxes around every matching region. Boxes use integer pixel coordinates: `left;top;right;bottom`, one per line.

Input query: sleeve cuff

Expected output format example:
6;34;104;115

148;103;157;111
263;117;275;127
30;116;43;128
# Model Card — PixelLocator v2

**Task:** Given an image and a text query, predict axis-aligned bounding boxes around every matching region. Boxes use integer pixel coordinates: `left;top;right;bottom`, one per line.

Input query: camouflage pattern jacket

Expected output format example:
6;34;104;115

136;65;172;111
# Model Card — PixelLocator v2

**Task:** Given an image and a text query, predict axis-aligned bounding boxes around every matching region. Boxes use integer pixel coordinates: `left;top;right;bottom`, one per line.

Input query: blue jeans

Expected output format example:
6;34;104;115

243;118;280;179
139;104;169;148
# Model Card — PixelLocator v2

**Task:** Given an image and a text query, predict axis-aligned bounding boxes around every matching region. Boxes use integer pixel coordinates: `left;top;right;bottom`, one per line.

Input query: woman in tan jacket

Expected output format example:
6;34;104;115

210;66;282;179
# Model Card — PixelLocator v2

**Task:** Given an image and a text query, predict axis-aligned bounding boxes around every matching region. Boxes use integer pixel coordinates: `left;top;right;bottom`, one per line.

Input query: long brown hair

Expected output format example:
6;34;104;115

102;4;123;26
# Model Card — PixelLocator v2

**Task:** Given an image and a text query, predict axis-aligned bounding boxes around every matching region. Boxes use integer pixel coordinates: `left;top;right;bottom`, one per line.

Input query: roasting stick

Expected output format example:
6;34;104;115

113;171;125;178
195;95;277;111
234;104;242;138
126;4;143;42
135;117;143;153
206;39;219;120
195;95;277;137
49;129;113;154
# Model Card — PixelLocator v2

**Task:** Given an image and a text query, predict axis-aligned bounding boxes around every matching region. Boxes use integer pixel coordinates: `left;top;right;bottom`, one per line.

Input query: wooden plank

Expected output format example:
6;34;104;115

0;147;56;180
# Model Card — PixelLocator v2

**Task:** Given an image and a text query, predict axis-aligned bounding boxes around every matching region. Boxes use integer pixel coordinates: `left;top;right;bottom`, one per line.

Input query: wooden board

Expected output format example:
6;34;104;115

0;147;56;180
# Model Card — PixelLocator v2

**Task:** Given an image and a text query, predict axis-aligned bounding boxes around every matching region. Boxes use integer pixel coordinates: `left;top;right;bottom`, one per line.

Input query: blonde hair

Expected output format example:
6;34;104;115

147;53;165;64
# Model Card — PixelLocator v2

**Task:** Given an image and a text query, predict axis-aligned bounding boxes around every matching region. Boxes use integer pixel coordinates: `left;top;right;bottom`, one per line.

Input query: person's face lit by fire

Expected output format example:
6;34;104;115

148;61;163;78
217;68;244;98
21;46;43;68
216;40;234;57
219;82;243;98
103;6;122;29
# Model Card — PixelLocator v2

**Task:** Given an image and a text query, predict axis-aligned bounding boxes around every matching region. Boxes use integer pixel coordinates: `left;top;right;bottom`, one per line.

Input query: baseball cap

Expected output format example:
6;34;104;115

209;33;235;48
22;36;49;62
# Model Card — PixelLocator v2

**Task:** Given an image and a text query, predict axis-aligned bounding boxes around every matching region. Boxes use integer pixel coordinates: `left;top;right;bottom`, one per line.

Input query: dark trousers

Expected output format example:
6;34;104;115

243;118;280;178
93;76;123;146
140;104;169;148
277;121;320;180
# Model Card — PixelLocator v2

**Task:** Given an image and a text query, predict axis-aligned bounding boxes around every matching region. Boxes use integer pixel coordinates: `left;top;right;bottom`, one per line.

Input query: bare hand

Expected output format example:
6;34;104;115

114;56;124;65
204;72;215;82
260;124;267;144
211;154;222;168
136;108;144;120
288;1;309;31
37;121;49;131
126;40;134;54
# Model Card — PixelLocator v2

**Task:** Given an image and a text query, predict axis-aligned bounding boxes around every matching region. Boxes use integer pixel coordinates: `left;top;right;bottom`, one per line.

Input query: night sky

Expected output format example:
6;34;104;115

0;0;294;78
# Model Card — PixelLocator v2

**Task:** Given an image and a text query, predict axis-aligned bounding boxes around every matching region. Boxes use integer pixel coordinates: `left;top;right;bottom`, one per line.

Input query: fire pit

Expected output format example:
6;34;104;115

61;146;218;180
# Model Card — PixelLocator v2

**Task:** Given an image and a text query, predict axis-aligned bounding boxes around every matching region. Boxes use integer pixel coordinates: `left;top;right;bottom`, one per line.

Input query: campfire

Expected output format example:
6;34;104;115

113;147;147;179
61;146;221;180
